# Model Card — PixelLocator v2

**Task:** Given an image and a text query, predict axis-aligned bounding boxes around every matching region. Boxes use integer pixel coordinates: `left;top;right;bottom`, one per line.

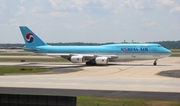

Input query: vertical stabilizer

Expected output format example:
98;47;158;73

19;26;47;47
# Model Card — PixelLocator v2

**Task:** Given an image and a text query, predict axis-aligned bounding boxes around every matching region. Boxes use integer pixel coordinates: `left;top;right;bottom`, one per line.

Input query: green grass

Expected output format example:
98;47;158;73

170;49;180;57
77;96;180;106
0;66;50;74
0;53;42;56
170;54;180;57
170;49;180;52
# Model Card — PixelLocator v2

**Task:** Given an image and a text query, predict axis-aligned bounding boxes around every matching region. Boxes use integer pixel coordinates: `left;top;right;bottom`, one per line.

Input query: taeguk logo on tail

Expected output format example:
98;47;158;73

26;33;34;43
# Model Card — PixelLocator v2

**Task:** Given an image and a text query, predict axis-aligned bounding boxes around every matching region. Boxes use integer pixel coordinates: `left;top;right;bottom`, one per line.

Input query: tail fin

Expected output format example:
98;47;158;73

19;26;47;47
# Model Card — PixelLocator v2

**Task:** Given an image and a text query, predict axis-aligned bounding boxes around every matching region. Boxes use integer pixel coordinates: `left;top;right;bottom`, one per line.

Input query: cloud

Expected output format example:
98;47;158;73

97;0;156;13
49;0;72;10
0;1;6;18
145;21;160;27
0;0;6;9
47;0;180;14
31;6;43;13
133;0;154;10
35;0;40;3
156;0;175;6
171;23;180;30
112;9;118;13
9;18;16;23
169;6;180;14
123;0;144;9
49;0;89;11
100;0;112;9
15;6;25;16
63;23;73;29
156;0;175;10
47;11;70;17
79;20;96;28
20;0;26;3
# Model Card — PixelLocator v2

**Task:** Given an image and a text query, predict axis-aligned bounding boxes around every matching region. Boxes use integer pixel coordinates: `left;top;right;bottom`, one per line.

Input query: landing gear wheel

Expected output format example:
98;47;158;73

153;62;157;66
86;61;96;66
153;60;157;66
86;62;91;65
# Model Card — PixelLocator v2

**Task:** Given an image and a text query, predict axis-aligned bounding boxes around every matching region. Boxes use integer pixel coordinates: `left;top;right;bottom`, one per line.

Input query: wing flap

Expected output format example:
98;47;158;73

47;53;71;58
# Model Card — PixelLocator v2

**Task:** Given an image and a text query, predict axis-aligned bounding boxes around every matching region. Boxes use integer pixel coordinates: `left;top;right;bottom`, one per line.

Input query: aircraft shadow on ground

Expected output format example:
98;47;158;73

13;62;172;68
157;70;180;78
2;62;172;74
108;64;172;66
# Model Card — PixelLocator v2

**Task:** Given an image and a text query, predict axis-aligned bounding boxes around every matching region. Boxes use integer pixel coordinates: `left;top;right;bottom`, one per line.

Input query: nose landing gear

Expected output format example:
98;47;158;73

153;60;157;66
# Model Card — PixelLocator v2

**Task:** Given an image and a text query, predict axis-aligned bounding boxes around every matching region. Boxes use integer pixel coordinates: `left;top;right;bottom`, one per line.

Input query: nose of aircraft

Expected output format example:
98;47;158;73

165;48;172;56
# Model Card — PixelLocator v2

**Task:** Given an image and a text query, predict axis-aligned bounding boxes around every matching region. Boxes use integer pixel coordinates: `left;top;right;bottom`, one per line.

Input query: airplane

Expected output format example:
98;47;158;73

19;26;172;66
0;49;7;52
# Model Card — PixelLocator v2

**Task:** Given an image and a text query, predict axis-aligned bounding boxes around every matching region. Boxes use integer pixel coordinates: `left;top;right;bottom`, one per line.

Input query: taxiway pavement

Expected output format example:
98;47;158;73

0;57;180;100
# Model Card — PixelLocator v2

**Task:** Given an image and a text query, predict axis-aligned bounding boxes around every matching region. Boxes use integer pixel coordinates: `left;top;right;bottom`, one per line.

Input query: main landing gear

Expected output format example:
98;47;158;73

153;60;157;66
86;60;96;66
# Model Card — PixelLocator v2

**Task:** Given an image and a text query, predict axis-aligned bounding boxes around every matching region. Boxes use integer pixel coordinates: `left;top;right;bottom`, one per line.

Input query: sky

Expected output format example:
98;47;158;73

0;0;180;43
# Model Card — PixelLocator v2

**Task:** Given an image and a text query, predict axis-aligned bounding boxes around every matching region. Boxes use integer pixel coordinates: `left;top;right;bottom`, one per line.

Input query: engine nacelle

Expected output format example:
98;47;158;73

70;56;84;63
95;57;108;65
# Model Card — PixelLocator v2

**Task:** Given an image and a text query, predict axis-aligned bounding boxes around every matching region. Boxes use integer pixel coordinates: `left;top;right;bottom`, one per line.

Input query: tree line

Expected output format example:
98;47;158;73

0;41;180;49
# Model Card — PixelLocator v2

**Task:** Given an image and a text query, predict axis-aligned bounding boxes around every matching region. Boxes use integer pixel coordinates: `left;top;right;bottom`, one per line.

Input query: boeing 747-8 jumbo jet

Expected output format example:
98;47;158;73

19;26;172;65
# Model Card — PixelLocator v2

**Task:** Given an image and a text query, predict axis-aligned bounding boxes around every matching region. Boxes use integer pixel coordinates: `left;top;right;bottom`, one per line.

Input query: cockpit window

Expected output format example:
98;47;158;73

158;45;162;47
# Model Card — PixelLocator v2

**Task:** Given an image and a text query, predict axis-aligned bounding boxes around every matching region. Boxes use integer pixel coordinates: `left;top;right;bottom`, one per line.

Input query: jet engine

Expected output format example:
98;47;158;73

95;57;108;65
70;56;84;63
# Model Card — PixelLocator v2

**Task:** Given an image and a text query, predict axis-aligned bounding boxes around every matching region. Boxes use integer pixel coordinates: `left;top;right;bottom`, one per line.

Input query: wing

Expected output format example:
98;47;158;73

47;53;118;60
